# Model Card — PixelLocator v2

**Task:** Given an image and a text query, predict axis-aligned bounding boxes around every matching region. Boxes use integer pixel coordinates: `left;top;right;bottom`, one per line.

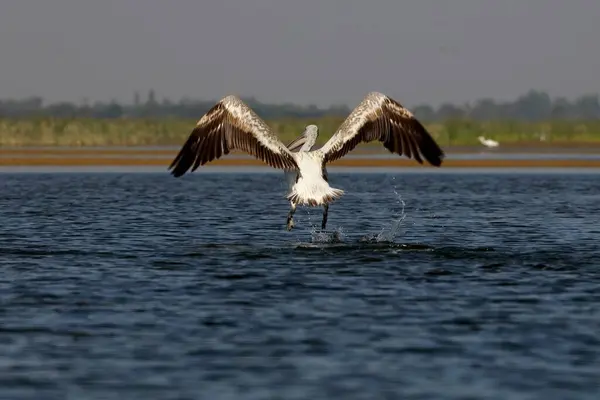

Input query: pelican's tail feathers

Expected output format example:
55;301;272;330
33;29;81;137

286;185;345;206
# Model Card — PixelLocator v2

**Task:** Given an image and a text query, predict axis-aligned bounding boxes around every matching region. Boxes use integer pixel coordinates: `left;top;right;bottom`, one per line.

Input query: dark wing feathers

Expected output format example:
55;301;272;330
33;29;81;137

169;96;298;177
319;92;444;167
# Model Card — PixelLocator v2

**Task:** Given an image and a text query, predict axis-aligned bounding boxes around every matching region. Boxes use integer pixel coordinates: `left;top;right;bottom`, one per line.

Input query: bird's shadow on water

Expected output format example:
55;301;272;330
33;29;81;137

164;174;502;265
178;174;442;254
179;199;450;257
294;174;413;248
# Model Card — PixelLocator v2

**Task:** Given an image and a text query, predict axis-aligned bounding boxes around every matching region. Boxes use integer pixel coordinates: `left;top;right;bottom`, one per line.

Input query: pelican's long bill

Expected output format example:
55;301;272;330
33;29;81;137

286;132;309;153
285;125;319;153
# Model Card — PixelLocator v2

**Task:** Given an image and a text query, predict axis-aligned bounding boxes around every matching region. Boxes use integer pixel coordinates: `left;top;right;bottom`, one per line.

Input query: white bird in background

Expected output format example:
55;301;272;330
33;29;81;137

169;92;445;231
478;136;499;148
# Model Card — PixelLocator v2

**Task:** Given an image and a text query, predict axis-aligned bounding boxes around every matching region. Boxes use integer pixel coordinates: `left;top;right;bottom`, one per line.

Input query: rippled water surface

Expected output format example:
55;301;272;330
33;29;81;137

1;169;599;399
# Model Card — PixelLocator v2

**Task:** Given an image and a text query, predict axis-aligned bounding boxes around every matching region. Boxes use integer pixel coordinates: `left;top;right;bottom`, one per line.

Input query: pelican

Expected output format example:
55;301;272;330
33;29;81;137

168;92;445;230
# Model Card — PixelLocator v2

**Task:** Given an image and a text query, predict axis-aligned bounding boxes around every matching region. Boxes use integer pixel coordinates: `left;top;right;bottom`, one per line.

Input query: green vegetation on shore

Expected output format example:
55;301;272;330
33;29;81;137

1;117;600;147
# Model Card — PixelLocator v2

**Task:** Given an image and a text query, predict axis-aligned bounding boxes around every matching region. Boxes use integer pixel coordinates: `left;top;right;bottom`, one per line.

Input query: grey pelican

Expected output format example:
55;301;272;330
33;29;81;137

168;92;445;230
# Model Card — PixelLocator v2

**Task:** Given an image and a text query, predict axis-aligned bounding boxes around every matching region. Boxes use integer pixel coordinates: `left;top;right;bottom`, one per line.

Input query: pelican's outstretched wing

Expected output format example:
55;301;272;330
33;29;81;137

318;92;444;166
169;95;298;177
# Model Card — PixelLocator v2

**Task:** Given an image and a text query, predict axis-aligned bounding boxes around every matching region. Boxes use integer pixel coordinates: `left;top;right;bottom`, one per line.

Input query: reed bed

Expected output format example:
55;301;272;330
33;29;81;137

2;156;599;169
1;117;600;147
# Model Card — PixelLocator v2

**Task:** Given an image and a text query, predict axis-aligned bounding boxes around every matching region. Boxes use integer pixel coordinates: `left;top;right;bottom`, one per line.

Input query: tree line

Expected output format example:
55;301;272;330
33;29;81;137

1;89;599;121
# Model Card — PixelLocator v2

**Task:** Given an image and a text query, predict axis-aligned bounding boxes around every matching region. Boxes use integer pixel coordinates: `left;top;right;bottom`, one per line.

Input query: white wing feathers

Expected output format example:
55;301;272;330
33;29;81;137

169;95;298;177
318;92;445;166
169;92;445;177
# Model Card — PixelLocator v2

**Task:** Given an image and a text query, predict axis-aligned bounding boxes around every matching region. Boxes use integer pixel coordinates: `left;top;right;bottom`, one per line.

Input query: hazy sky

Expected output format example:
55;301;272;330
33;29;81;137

1;0;599;107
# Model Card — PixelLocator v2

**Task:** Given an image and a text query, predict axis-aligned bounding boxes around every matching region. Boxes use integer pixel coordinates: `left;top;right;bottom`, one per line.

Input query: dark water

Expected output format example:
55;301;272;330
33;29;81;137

1;170;599;399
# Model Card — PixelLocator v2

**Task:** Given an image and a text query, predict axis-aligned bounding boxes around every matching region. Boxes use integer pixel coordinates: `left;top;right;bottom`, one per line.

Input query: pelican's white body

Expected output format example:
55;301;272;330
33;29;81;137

282;125;344;207
286;152;344;206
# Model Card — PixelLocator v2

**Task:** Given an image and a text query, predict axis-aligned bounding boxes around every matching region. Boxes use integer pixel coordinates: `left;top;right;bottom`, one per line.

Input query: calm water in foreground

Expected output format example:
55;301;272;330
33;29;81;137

0;169;599;399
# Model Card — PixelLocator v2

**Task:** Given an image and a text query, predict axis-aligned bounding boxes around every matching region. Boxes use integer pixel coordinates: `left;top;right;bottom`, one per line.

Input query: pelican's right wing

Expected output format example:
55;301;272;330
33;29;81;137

318;92;444;167
169;95;298;177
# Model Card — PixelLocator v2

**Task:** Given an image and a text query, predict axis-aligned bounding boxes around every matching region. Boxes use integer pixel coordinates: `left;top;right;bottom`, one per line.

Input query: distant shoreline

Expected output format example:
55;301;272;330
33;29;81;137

3;145;600;168
2;117;600;149
3;144;600;155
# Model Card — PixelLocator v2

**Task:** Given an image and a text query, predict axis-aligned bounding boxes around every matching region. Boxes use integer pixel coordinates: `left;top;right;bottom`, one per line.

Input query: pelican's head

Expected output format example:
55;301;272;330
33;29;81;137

305;124;318;134
286;124;319;152
301;125;319;151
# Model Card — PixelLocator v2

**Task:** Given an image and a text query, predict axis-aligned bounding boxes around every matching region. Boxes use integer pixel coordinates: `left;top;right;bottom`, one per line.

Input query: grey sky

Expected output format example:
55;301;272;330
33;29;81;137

1;0;599;108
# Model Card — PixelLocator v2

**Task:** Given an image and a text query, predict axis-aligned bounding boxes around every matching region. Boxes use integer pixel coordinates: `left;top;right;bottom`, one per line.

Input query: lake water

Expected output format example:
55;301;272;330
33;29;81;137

0;169;599;399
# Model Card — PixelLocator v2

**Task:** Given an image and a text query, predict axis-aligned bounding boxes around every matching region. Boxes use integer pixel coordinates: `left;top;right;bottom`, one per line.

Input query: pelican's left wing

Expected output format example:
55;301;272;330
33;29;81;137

169;95;298;177
318;92;445;166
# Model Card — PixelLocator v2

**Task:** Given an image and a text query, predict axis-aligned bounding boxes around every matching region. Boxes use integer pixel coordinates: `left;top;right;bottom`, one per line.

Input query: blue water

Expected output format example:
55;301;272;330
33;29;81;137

0;170;599;399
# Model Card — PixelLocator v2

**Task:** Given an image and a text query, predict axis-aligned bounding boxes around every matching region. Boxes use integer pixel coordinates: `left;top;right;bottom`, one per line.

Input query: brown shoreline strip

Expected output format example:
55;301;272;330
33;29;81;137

3;144;600;157
1;157;600;168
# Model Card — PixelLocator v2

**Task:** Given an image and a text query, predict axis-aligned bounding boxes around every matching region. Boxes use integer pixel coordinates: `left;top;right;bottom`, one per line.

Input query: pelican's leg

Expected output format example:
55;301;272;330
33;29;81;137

321;204;329;230
286;201;297;231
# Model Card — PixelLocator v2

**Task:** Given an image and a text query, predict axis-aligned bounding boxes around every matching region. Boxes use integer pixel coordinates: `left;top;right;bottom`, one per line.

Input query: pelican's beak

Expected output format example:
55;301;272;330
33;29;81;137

286;130;308;152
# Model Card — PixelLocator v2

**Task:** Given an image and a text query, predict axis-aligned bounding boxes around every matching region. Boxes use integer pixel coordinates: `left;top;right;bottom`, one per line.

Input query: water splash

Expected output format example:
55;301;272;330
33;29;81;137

292;176;406;245
360;176;408;243
304;207;346;243
310;226;345;243
377;177;407;241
